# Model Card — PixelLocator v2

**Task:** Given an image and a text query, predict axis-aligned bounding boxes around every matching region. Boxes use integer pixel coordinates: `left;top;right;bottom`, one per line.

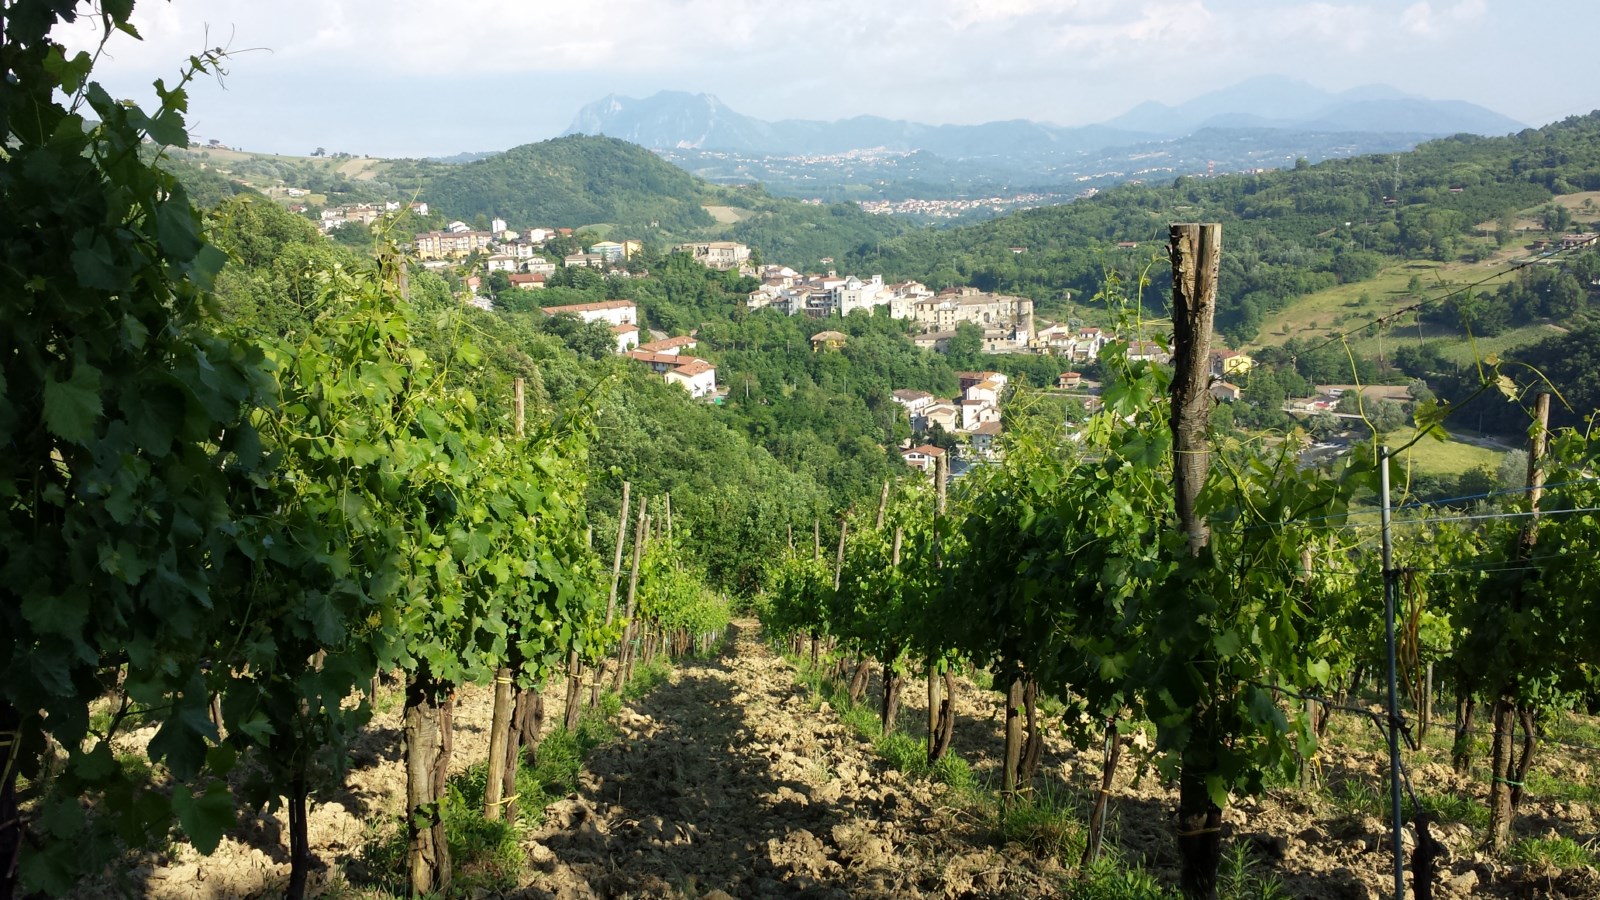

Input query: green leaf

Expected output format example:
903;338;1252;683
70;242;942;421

147;718;208;781
155;194;202;259
22;588;90;637
43;360;103;443
236;710;275;744
70;234;125;291
1212;629;1241;659
1206;775;1230;811
42;48;94;94
146;105;187;147
172;781;235;855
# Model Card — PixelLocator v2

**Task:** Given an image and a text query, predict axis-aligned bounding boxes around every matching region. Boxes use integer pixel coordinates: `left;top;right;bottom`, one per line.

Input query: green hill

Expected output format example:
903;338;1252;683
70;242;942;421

424;135;720;234
423;135;914;263
847;111;1600;345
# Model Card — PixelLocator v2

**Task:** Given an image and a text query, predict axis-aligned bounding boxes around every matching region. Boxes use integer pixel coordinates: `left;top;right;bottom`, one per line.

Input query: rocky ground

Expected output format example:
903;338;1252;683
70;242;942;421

65;619;1600;898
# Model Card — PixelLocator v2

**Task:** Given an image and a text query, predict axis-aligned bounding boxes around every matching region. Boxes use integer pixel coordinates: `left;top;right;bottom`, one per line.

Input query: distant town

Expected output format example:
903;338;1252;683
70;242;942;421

273;202;1271;472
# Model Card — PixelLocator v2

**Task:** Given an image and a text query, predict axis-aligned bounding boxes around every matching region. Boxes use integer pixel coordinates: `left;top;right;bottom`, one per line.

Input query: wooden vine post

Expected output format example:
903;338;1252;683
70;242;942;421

825;516;848;666
1169;223;1222;900
1488;391;1550;851
591;482;632;707
612;499;649;693
1003;676;1025;799
928;453;952;763
483;378;526;820
883;526;905;732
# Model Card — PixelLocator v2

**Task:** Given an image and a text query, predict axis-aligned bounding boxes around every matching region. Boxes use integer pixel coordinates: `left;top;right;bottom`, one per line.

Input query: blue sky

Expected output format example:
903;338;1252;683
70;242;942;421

56;0;1600;158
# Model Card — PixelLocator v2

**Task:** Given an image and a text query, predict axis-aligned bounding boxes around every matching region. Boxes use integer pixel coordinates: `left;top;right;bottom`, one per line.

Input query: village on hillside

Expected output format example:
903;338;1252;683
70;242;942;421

289;206;1269;472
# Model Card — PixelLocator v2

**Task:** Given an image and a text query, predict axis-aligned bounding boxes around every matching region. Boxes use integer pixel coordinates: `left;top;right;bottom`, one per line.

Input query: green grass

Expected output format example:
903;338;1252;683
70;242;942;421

1524;768;1600;805
1429;322;1570;367
996;784;1086;861
1544;711;1600;749
789;654;980;793
1074;859;1175;900
1383;426;1506;479
1507;835;1598;869
349;662;654;896
1415;790;1489;830
622;655;672;701
1329;777;1386;819
1217;842;1290;900
1250;242;1519;354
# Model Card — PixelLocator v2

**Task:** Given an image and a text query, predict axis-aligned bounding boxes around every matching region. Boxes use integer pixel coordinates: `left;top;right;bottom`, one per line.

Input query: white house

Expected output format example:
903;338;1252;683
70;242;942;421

677;240;750;270
612;323;639;354
900;444;945;475
835;275;887;316
664;358;718;398
891;389;936;417
970;421;1003;459
541;299;637;327
921;401;960;434
961;399;1001;431
964;379;1002;406
637;336;697;356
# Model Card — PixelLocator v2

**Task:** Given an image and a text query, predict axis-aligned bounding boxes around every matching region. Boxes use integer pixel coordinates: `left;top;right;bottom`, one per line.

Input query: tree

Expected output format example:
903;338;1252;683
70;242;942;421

312;147;325;157
1370;399;1409;434
1496;449;1529;492
542;313;617;360
947;321;983;365
1541;203;1573;233
484;269;512;300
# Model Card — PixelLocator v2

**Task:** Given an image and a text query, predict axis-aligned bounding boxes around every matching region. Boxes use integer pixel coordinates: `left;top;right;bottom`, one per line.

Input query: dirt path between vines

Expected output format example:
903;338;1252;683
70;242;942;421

517;620;1063;899
68;618;1600;898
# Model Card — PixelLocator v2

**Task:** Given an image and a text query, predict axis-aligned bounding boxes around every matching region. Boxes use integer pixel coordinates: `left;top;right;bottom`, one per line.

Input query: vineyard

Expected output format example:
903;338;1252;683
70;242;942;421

759;237;1600;900
5;3;1600;900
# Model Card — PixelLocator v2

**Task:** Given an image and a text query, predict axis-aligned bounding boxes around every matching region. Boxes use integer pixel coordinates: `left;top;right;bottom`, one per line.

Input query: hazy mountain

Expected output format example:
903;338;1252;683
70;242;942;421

566;78;1523;162
565;91;778;153
1103;75;1522;136
565;94;1151;160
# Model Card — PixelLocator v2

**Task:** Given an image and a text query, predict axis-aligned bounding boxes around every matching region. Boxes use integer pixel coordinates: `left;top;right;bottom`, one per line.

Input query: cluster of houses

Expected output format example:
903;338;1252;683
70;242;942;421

414;218;643;264
676;241;752;272
746;269;1036;352
892;370;1010;473
536;299;719;400
315;200;429;232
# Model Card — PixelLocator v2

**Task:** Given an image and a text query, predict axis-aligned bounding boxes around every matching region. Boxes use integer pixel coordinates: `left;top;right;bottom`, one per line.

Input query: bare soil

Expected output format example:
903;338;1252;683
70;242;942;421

64;620;1600;898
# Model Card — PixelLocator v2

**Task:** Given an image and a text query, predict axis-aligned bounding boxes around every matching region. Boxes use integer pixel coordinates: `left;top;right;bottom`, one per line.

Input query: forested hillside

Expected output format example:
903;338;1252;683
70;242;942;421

848;112;1600;344
425;135;719;233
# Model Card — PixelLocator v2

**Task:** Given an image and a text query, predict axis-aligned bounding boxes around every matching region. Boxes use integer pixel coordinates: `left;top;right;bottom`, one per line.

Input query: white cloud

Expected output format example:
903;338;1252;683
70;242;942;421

1400;0;1486;37
1255;2;1376;53
45;0;1585;155
1048;1;1218;64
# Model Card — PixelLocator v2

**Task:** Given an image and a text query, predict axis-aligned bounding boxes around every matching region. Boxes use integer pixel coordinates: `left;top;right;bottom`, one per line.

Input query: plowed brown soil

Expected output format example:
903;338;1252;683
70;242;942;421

64;619;1600;898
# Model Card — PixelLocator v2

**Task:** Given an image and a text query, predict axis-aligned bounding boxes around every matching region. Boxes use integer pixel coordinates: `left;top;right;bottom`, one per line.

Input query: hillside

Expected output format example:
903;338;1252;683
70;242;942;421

848;111;1600;346
423;135;721;233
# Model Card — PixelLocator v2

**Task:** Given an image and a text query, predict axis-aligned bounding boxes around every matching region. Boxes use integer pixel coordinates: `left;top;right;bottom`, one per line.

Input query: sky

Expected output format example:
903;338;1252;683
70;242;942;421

55;0;1600;159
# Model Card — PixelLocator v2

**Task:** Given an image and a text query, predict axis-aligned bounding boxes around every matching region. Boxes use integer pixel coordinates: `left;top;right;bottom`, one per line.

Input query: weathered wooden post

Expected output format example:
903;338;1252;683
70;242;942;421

1169;223;1222;900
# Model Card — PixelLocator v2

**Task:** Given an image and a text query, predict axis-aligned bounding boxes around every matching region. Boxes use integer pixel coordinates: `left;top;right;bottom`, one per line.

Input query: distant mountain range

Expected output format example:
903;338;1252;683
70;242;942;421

563;76;1525;161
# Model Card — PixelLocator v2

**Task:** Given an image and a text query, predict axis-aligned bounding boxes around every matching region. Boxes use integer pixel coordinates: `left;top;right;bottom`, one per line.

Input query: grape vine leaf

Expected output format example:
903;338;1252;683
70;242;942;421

42;361;103;443
172;781;235;855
